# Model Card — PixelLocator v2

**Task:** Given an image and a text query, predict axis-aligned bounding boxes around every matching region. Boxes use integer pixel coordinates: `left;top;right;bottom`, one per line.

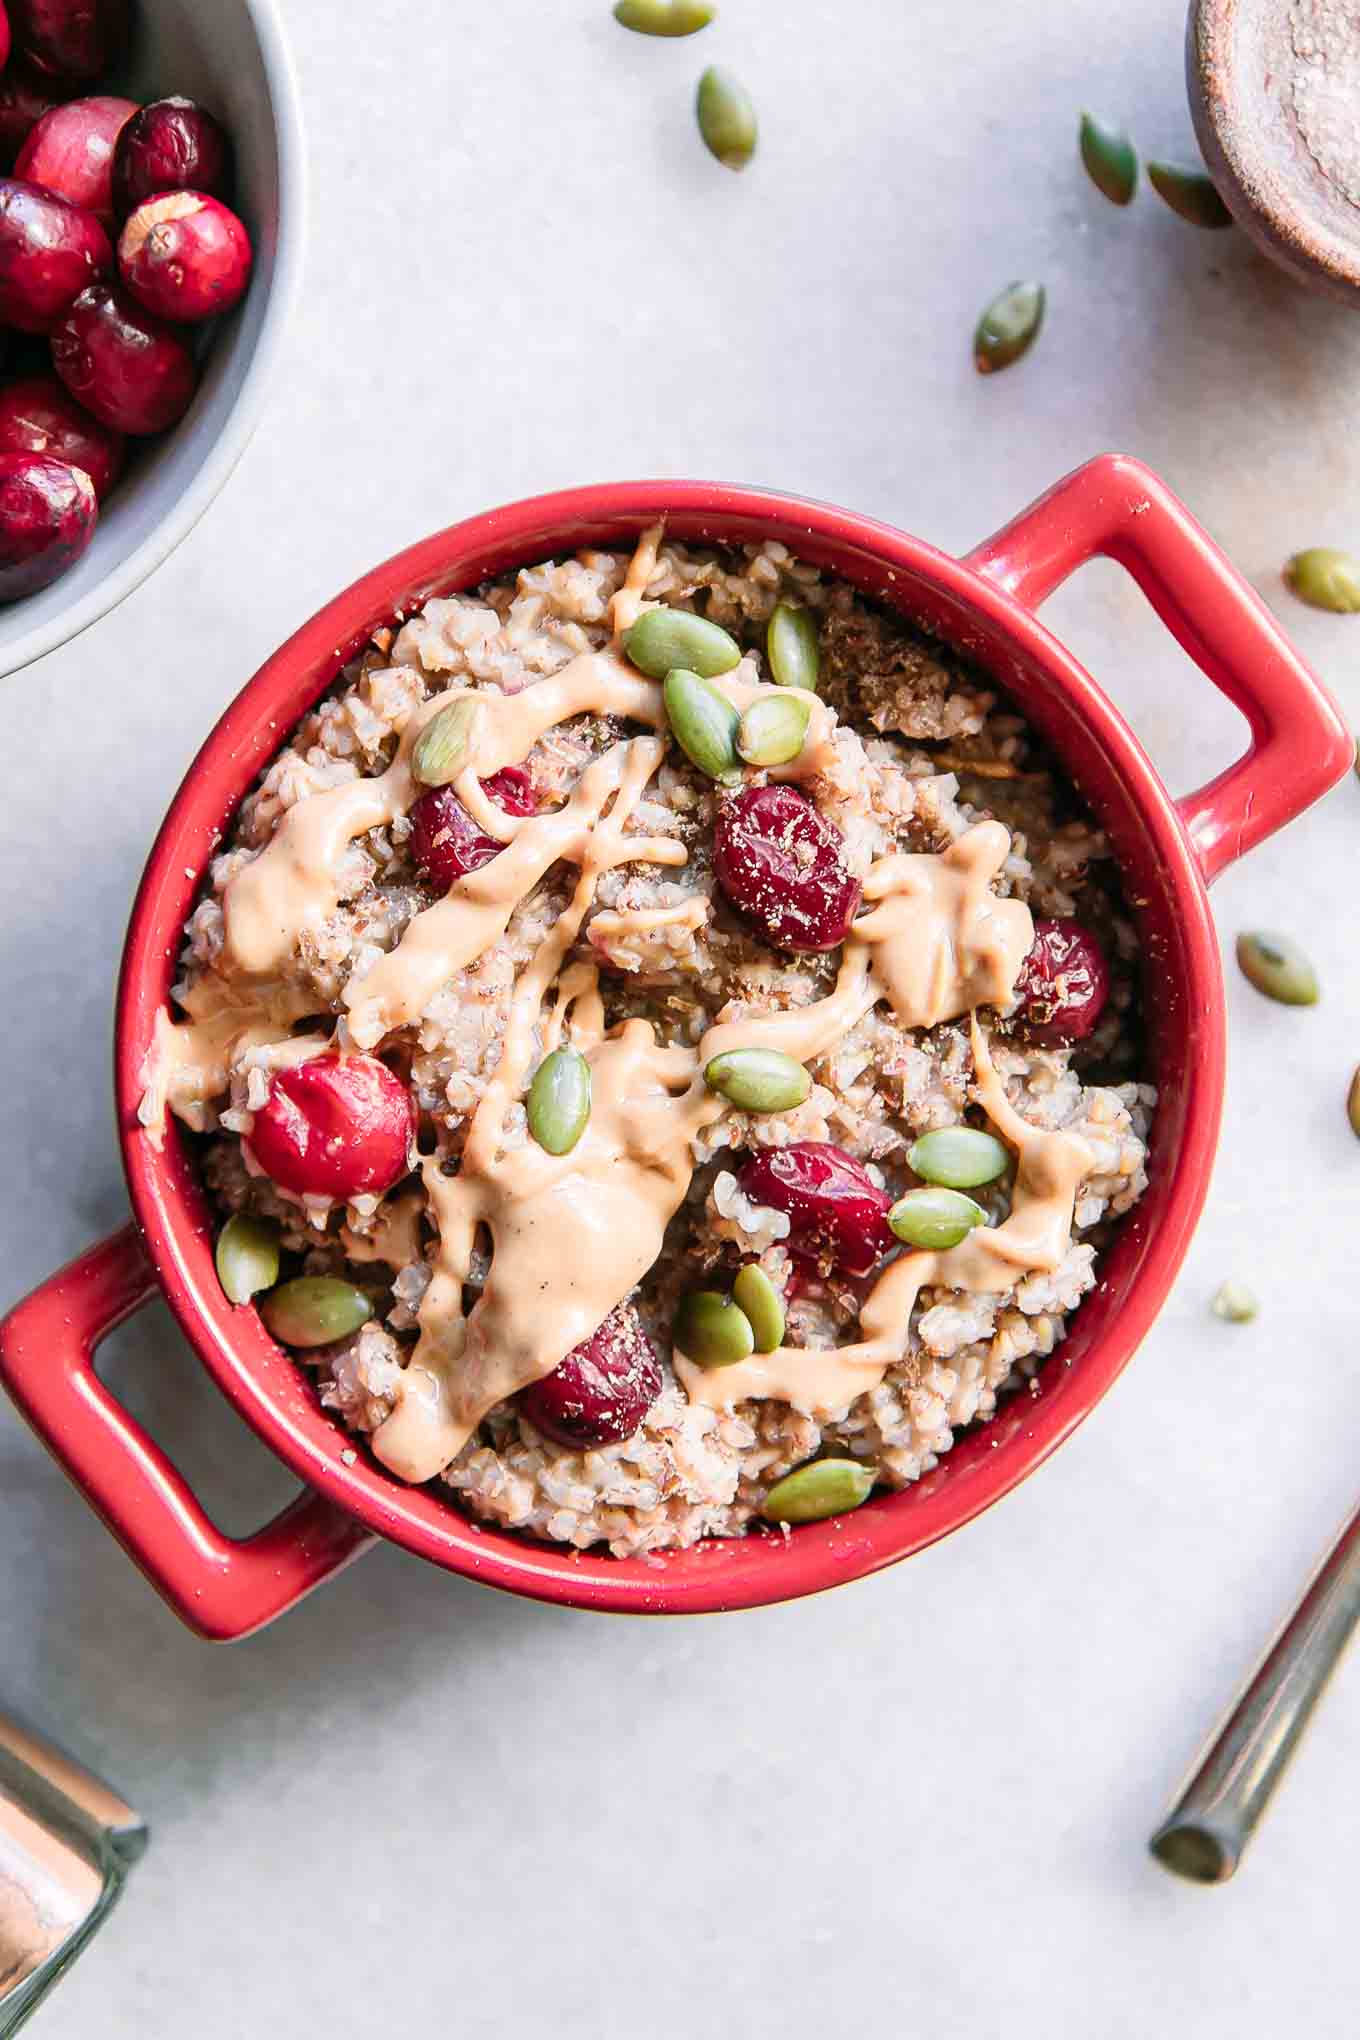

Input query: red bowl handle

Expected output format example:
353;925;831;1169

967;453;1353;881
0;1225;375;1640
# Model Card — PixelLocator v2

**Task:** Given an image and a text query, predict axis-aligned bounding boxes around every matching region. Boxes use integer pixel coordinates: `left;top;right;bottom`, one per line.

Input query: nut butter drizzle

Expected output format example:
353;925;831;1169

148;526;1100;1479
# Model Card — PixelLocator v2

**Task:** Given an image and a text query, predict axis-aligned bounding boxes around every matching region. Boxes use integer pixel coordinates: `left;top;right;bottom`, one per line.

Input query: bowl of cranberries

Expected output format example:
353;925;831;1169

0;0;302;673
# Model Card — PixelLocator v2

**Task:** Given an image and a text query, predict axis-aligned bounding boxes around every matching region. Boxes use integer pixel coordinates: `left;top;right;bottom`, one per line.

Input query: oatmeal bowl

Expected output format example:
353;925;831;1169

0;455;1349;1636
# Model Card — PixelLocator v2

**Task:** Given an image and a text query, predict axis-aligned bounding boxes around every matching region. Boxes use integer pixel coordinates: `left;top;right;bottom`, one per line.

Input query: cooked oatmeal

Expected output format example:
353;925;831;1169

141;526;1154;1558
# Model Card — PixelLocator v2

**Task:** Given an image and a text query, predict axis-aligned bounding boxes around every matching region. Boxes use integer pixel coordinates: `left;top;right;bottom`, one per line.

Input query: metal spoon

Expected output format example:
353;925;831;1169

1149;1500;1360;1882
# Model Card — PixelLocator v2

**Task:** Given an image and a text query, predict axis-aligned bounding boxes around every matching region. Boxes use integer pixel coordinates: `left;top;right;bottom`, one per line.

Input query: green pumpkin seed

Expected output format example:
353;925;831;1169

704;1046;811;1112
1348;1065;1360;1140
215;1214;281;1306
762;1458;874;1525
614;0;714;32
908;1126;1009;1189
1211;1280;1258;1325
674;1288;755;1368
696;66;756;170
527;1046;592;1155
663;667;741;781
1147;159;1232;228
413;698;481;787
735;693;812;768
1235;931;1318;1006
260;1277;373;1349
888;1186;988;1251
1284;548;1360;614
973;280;1045;375
732;1263;785;1353
1079;112;1138;205
767;602;820;692
624;604;741;679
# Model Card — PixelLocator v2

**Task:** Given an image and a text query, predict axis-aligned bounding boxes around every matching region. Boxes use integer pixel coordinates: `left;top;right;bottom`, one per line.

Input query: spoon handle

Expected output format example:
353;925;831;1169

1150;1500;1360;1882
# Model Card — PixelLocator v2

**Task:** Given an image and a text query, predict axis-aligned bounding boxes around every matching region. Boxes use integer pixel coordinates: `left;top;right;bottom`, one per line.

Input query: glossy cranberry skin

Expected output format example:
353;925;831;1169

409;767;537;891
112;96;232;215
51;281;197;434
1011;918;1112;1047
246;1056;415;1203
10;0;130;83
0;372;123;496
0;66;75;173
714;783;861;953
16;95;139;231
118;190;252;323
0;450;96;599
520;1302;662;1449
738;1142;894;1279
0;176;110;331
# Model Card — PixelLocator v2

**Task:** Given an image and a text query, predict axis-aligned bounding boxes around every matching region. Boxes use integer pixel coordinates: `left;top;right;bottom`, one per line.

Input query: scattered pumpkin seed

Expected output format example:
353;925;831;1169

766;601;820;692
735;692;812;767
888;1186;988;1251
696;65;756;170
1147;159;1232;228
1347;1065;1360;1139
973;280;1045;374
762;1458;875;1525
527;1046;592;1155
613;0;714;33
704;1046;811;1112
624;604;741;679
1284;547;1360;614
1079;112;1138;205
1211;1280;1258;1325
908;1126;1009;1189
260;1277;373;1349
413;697;481;787
215;1214;281;1306
663;666;742;781
732;1263;785;1353
675;1288;756;1367
1235;931;1319;1007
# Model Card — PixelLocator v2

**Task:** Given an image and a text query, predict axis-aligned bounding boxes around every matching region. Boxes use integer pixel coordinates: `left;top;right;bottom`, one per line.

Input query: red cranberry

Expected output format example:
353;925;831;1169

0;65;76;173
51;280;197;434
1011;918;1111;1047
520;1302;662;1449
112;96;231;216
738;1142;894;1279
0;176;109;331
0;450;96;599
15;95;138;230
118;190;252;323
10;0;130;83
409;767;537;891
0;372;123;496
714;783;861;953
0;3;11;71
246;1056;415;1203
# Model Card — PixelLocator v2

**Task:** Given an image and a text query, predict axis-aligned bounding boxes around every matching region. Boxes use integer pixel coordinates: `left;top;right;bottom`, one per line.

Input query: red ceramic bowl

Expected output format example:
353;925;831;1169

1;455;1350;1640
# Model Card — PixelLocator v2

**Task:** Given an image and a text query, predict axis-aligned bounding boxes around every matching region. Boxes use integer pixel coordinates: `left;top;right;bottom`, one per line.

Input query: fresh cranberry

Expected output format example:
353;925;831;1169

10;0;129;82
738;1142;893;1279
0;3;11;71
51;280;197;434
0;373;123;496
15;95;138;230
0;65;75;173
714;783;861;953
409;766;537;890
1011;918;1111;1047
0;177;109;331
112;96;232;216
0;450;96;599
117;190;252;324
520;1302;662;1449
246;1056;415;1203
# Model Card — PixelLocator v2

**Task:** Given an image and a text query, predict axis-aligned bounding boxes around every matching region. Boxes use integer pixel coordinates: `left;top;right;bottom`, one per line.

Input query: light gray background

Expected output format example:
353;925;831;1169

4;1;1359;2033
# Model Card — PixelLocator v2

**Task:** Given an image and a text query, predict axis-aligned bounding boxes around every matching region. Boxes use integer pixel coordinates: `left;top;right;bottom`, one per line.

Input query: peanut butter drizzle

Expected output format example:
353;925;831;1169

137;976;323;1146
676;1018;1094;1418
340;1184;426;1268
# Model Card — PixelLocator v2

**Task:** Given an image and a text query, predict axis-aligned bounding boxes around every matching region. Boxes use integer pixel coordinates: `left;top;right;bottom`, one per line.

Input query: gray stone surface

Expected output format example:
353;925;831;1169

3;1;1358;2032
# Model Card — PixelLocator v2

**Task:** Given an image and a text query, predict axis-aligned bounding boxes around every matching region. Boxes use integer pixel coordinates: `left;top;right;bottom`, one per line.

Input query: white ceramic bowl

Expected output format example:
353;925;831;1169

0;0;304;678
